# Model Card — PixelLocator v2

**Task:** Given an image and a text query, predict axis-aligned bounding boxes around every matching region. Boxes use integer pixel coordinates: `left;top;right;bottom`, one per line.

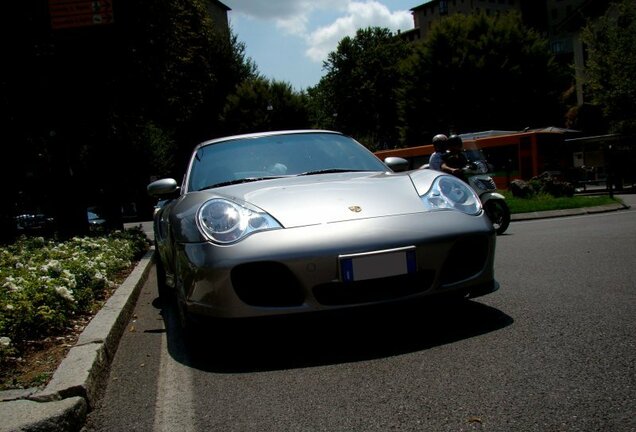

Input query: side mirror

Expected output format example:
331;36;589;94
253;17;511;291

384;157;410;172
147;178;179;197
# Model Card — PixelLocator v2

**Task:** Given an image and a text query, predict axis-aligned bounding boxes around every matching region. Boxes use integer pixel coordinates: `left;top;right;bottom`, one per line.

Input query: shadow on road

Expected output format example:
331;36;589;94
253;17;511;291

157;296;513;373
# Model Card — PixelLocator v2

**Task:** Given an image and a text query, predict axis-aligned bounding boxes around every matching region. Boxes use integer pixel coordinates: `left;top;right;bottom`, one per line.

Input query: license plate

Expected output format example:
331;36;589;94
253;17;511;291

340;247;416;283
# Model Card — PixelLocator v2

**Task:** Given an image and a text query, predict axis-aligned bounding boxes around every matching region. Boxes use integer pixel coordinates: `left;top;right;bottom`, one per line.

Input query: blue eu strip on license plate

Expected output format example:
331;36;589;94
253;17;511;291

340;248;416;283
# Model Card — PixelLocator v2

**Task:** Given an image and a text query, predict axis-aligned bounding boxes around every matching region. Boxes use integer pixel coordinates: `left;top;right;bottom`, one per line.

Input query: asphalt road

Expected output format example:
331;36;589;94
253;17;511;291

87;205;636;432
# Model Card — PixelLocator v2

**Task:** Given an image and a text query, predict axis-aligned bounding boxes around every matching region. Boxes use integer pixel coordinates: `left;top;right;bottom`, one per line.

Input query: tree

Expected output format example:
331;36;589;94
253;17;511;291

306;80;338;131
1;0;255;238
112;0;257;169
400;12;567;145
312;27;413;149
71;0;253;229
581;0;636;134
220;78;310;135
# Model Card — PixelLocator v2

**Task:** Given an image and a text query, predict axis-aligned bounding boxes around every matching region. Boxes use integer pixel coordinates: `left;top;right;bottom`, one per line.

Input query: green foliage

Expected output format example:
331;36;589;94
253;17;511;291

504;192;619;214
306;80;338;130
221;78;310;134
119;0;244;128
582;0;636;134
119;119;177;180
0;229;150;366
311;27;413;149
110;0;258;165
511;173;574;199
3;0;258;238
142;122;177;179
400;12;567;144
564;103;609;135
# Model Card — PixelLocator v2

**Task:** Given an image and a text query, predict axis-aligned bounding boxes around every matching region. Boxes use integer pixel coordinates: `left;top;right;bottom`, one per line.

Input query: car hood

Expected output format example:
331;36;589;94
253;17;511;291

213;171;435;228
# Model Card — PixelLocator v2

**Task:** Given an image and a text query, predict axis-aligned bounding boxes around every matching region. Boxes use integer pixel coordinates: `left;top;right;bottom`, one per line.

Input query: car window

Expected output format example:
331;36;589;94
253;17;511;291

188;133;387;191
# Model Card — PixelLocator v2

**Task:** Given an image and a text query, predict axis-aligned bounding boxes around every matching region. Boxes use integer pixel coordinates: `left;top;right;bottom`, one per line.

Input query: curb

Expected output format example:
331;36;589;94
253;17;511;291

511;202;629;221
0;248;155;432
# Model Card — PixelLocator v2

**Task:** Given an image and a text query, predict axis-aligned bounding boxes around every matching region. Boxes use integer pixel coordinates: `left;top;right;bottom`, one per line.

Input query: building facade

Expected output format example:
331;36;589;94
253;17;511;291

206;0;231;34
406;0;521;41
404;0;610;105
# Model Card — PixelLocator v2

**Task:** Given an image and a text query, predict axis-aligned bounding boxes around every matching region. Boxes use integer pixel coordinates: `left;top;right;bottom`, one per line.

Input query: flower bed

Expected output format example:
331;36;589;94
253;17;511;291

0;228;150;380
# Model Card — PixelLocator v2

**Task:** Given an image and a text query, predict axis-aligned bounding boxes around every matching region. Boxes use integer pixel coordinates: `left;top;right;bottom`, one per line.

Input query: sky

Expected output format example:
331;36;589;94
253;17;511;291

223;0;424;91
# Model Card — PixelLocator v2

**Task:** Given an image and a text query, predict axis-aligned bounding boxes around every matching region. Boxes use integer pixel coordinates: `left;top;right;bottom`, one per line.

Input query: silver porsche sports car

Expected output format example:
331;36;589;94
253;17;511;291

148;130;498;326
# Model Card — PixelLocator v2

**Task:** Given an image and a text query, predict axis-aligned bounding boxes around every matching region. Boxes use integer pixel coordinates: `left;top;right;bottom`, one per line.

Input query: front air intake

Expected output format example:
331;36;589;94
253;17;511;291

231;262;304;307
439;235;490;284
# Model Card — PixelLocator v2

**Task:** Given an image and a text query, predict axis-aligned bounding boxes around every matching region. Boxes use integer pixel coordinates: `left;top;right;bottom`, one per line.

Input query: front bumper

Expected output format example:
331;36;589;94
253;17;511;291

172;210;497;318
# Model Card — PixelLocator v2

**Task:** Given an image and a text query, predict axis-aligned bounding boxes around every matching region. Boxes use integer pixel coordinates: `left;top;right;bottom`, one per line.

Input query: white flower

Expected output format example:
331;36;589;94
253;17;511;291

15;262;24;269
2;277;20;292
62;270;77;289
0;337;11;348
5;304;14;310
41;259;62;274
55;286;76;303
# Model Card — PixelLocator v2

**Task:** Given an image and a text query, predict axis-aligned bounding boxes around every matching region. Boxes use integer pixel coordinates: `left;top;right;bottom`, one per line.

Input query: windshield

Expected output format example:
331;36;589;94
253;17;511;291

187;132;388;191
459;141;493;173
460;141;487;164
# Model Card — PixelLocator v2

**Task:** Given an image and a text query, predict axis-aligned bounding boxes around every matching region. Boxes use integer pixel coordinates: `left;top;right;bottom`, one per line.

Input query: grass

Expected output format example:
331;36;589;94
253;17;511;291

503;192;620;214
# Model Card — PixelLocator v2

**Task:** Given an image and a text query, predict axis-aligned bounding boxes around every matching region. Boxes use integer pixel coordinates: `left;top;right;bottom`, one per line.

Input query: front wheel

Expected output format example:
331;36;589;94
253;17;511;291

484;200;510;235
154;248;170;302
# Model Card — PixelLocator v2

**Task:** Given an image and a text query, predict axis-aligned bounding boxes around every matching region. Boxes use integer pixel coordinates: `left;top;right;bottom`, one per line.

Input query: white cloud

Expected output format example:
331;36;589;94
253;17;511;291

226;0;345;34
226;0;311;20
305;1;413;62
226;0;419;82
226;0;413;63
276;14;310;36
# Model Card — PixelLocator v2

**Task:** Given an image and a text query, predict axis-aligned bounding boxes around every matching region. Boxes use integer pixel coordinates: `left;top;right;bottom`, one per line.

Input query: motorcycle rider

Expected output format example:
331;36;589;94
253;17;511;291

426;133;448;171
441;134;468;181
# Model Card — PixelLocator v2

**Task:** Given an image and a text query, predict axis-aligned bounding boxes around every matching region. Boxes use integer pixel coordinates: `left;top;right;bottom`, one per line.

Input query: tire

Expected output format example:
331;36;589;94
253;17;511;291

175;293;192;331
173;263;199;337
154;247;170;302
485;200;511;235
175;289;205;344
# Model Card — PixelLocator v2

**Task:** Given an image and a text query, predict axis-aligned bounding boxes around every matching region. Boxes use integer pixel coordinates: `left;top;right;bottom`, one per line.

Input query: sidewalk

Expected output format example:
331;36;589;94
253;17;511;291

0;196;631;432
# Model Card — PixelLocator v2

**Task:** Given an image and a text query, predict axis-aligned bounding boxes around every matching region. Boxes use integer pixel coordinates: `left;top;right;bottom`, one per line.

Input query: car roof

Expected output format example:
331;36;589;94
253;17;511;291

193;130;343;151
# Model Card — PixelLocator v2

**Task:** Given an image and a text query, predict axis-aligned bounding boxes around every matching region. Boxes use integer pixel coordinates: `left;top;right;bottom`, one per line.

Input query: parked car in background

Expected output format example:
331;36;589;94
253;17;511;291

87;209;107;231
148;130;498;329
14;213;55;235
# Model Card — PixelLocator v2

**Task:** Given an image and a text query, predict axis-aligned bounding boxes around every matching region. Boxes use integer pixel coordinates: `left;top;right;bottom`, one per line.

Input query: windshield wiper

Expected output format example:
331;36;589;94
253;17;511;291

298;168;362;176
199;176;283;190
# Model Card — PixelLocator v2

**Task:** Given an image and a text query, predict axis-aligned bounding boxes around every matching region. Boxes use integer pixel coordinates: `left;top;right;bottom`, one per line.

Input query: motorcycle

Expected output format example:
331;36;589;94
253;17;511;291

460;148;510;235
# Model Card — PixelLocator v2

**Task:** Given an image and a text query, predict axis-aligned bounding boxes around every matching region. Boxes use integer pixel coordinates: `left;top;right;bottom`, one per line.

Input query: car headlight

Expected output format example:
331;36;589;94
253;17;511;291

197;198;281;244
421;176;482;215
